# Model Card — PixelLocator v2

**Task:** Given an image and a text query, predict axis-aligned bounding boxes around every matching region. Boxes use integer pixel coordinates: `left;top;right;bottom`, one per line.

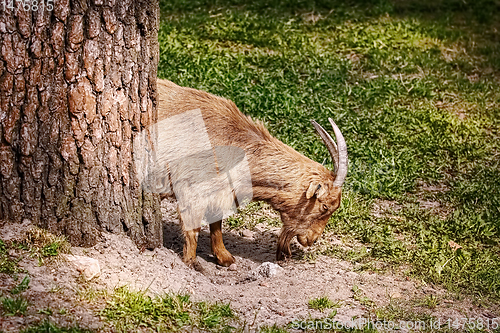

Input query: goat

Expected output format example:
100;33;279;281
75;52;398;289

141;79;348;268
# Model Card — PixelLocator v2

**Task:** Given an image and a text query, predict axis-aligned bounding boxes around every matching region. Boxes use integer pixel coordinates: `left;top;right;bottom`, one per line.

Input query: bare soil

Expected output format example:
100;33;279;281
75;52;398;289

0;199;498;332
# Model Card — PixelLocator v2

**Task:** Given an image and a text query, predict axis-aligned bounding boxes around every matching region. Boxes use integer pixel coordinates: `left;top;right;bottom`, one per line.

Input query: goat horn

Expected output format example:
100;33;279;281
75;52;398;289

310;118;348;188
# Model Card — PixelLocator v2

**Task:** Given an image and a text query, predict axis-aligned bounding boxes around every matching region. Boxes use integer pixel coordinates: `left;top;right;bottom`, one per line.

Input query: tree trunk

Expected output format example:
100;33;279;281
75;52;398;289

0;0;162;249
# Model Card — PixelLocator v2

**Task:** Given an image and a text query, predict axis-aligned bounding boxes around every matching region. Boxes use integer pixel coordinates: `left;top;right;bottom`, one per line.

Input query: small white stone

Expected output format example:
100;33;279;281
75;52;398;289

64;254;100;280
257;262;284;278
228;263;238;271
391;291;402;298
254;224;267;232
241;230;254;238
246;262;284;281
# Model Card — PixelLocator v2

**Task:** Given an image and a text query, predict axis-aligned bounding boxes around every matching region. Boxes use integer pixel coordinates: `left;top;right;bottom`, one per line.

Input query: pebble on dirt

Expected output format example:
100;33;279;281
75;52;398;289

241;229;255;238
247;262;284;281
64;254;101;280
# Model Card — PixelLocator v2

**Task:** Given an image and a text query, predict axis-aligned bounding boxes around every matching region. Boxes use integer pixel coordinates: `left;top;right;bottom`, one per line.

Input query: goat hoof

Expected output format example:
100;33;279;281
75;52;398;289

184;258;205;273
215;251;235;267
191;260;205;273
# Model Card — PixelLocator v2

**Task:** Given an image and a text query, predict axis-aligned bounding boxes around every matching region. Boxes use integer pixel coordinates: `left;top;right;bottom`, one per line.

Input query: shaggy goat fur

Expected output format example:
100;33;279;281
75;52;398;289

156;79;342;267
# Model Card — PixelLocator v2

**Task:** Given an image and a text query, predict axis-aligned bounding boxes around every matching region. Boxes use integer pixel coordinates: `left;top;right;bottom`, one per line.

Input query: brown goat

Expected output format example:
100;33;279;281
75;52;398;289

153;79;348;267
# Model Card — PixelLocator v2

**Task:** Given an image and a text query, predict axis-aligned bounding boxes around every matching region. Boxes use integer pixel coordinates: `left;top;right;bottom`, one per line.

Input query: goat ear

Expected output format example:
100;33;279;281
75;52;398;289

306;183;321;199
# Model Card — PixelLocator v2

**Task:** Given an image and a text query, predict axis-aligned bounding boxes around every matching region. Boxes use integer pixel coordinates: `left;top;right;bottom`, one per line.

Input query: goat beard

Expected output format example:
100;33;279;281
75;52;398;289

276;226;297;261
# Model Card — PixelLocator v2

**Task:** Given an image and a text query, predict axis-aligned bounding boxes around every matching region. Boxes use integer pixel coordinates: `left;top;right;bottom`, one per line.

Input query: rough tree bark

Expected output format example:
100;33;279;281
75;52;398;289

0;0;162;249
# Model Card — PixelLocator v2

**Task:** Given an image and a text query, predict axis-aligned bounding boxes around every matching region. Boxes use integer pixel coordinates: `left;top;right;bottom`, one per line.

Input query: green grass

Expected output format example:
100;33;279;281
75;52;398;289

25;227;71;265
100;286;236;332
74;283;108;303
308;296;341;312
415;295;440;309
10;275;30;295
0;238;22;275
352;285;375;308
0;229;70;280
158;0;500;301
1;271;31;317
374;299;435;324
0;228;71;274
20;321;94;333
1;295;29;316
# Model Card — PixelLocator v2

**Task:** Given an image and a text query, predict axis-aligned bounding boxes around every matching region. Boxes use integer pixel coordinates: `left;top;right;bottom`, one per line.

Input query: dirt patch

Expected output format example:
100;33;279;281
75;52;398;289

417;182;449;194
372;198;402;220
370;182;454;222
0;200;497;332
415;181;454;220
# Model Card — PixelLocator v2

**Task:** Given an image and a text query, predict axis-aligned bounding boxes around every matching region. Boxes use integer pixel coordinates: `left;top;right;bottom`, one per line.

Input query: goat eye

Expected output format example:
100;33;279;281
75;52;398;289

322;204;328;211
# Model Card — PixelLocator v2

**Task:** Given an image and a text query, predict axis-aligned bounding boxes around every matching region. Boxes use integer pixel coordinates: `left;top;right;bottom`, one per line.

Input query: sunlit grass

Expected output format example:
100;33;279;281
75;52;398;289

0;295;29;316
308;296;341;312
100;286;236;332
20;321;94;333
158;0;500;301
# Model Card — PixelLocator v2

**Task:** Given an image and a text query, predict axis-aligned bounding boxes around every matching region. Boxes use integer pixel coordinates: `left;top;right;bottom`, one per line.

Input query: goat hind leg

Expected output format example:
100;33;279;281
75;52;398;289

182;227;202;271
210;220;235;266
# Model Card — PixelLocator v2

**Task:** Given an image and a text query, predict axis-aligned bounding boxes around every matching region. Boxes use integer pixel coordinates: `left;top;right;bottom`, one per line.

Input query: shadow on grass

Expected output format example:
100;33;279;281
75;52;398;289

161;0;500;21
160;0;500;70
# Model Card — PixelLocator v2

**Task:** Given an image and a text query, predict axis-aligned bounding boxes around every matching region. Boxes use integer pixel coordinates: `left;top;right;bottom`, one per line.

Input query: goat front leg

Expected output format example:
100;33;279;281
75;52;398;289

210;221;235;266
